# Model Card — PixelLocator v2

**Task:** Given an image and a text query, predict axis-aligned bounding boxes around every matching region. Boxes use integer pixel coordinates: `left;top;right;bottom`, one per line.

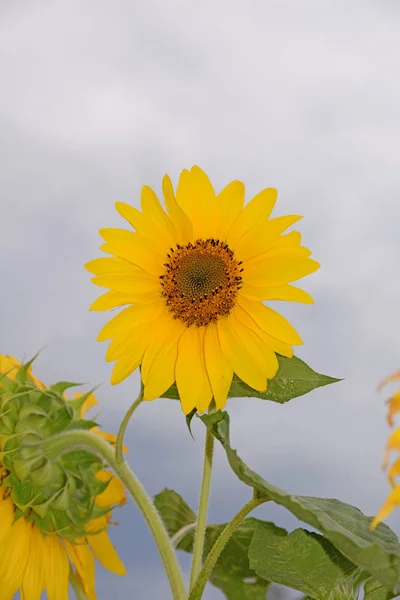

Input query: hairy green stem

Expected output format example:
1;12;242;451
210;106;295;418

189;425;215;591
69;569;88;600
115;383;144;464
42;430;187;600
188;496;268;600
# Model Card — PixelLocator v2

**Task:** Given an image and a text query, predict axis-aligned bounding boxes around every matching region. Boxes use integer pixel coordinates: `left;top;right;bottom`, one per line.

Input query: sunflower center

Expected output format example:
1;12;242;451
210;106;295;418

160;239;243;327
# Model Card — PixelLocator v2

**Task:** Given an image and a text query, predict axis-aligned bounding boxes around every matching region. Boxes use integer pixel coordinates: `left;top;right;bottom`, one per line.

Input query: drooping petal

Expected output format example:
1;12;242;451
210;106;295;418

204;324;233;409
0;504;31;600
96;471;126;508
175;326;212;414
21;526;46;600
86;518;126;576
43;535;70;600
65;541;96;600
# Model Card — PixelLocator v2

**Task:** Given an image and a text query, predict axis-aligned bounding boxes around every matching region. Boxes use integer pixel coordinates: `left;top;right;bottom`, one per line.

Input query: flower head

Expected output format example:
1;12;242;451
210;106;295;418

87;167;319;414
0;354;126;600
371;370;400;530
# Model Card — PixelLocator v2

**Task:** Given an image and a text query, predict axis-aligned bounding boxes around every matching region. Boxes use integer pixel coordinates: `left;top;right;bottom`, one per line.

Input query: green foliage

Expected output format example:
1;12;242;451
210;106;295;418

249;524;360;599
162;355;340;404
154;488;272;599
363;577;397;600
0;358;113;540
200;411;400;593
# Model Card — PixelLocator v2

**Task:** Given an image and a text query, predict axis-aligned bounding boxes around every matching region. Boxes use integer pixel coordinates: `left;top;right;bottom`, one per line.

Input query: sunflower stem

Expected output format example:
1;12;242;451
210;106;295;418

69;569;89;600
188;496;268;600
115;382;144;464
40;430;187;600
189;422;215;592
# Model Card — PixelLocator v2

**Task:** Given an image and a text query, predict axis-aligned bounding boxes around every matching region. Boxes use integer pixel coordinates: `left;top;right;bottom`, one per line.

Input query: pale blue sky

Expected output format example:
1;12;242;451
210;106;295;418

2;1;400;598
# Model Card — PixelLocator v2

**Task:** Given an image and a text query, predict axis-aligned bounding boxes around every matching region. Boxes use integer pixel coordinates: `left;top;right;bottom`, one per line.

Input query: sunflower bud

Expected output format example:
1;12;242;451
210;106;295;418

0;358;110;540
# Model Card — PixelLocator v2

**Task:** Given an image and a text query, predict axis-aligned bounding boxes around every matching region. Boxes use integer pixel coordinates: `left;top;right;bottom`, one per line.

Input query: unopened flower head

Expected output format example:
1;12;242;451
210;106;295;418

0;354;126;600
86;166;319;414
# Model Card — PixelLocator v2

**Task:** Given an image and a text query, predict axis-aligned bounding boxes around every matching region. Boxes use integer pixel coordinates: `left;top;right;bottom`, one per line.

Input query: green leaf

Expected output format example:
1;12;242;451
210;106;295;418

249;524;359;599
161;355;340;404
154;489;272;599
153;488;196;542
363;577;397;600
201;411;400;593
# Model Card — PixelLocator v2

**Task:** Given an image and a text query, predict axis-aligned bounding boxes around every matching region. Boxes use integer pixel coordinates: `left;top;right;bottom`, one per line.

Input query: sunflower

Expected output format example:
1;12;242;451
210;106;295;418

372;370;400;530
86;166;319;414
0;354;126;600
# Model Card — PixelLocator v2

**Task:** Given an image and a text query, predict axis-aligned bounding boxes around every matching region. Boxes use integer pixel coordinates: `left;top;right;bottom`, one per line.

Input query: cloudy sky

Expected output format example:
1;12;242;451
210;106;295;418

2;0;400;598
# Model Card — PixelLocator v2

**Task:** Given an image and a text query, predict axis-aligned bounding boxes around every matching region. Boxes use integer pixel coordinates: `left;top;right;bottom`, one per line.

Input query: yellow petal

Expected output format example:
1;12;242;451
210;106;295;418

387;390;400;427
96;471;126;507
94;429;127;453
100;237;164;276
142;310;185;400
89;291;137;311
227;188;277;246
371;486;400;530
111;354;142;385
140;185;177;249
21;527;46;600
233;215;303;262
378;370;400;391
245;244;312;265
233;303;292;359
162;174;193;244
387;457;400;488
204;324;233;409
97;301;163;342
43;535;70;600
237;296;303;345
217;316;267;392
72;392;98;419
383;429;400;470
175;326;212;414
242;256;320;287
85;257;139;276
87;519;126;576
239;283;314;304
65;541;96;600
176;166;216;239
91;271;159;296
213;180;245;240
0;516;31;600
105;321;150;362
